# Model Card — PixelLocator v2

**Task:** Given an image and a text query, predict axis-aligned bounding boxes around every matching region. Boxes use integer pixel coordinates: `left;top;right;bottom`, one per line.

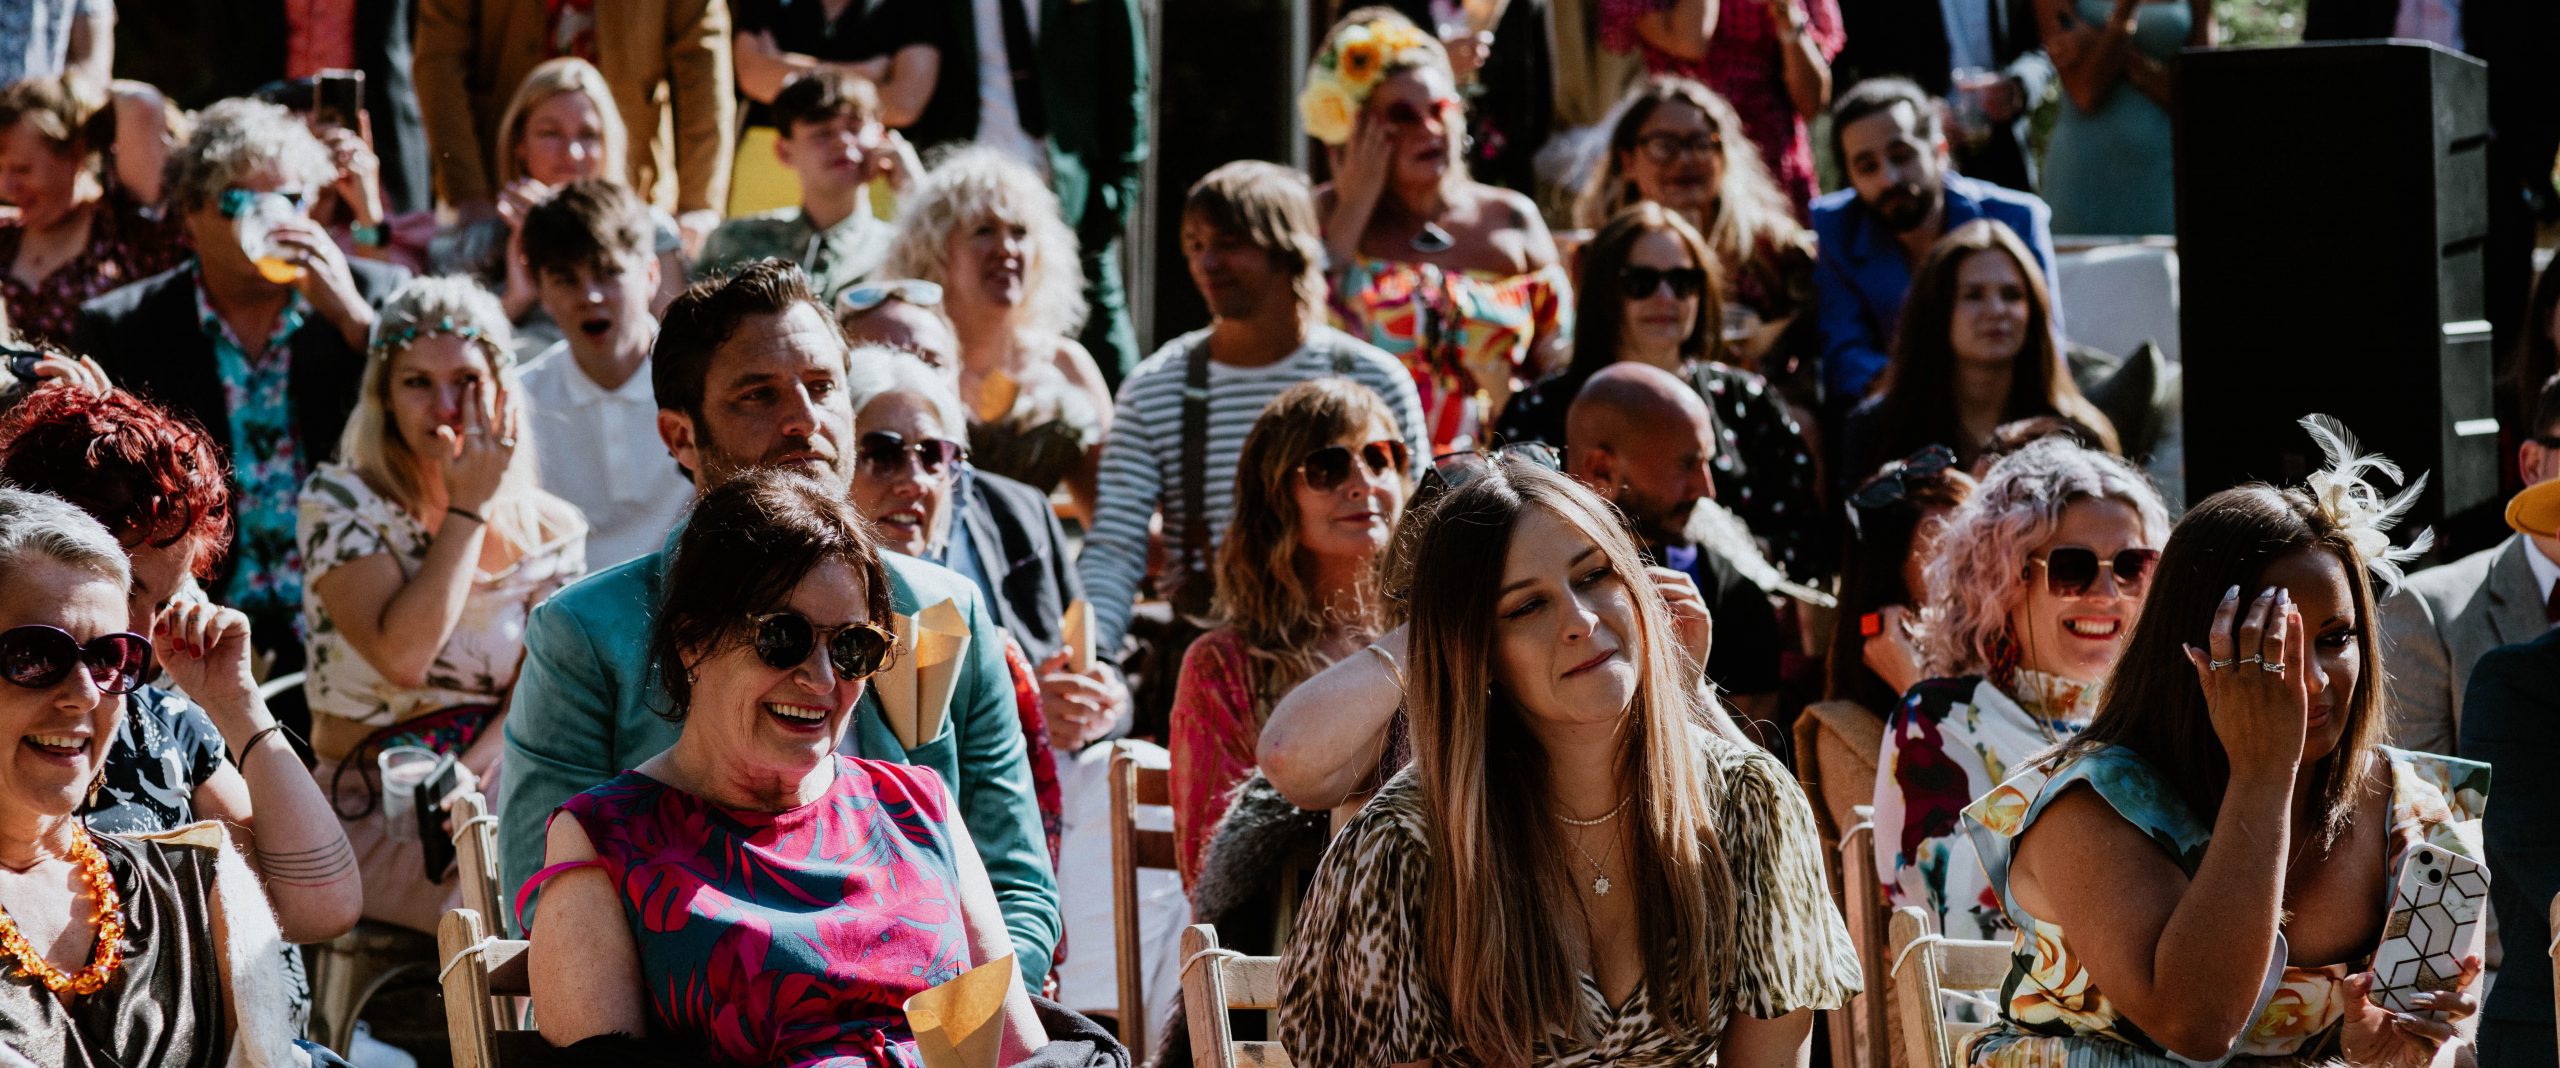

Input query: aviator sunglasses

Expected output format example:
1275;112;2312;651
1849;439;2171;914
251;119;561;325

749;612;898;680
0;625;153;696
2028;547;2162;599
1297;439;1410;492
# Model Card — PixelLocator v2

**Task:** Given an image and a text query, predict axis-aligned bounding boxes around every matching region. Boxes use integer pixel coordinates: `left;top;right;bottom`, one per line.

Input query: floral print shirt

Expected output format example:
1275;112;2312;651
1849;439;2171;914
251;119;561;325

1330;256;1572;452
1959;744;2492;1066
196;273;312;627
1875;671;2097;943
296;464;586;729
83;686;226;834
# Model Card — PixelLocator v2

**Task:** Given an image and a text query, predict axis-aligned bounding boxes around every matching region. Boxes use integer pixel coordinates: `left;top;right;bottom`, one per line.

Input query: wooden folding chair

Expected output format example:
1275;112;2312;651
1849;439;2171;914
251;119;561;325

1178;924;1291;1068
437;908;544;1068
1108;741;1178;1061
446;789;505;929
1886;905;2014;1068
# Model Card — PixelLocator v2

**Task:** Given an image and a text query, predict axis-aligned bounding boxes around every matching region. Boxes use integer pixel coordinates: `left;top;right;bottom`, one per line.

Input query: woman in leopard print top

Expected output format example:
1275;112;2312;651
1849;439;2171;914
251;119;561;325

1276;458;1858;1067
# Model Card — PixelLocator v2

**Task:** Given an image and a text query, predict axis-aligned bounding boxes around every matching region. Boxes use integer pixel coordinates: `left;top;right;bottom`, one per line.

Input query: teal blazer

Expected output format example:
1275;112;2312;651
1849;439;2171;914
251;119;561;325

496;547;1061;984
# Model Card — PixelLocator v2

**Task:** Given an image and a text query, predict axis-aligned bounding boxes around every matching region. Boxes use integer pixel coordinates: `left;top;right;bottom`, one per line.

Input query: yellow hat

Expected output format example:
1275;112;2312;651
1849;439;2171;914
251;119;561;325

2506;478;2560;537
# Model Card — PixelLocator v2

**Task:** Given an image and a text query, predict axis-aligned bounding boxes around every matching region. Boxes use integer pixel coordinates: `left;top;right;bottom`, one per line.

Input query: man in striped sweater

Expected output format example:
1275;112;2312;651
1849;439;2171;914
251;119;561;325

1076;161;1427;678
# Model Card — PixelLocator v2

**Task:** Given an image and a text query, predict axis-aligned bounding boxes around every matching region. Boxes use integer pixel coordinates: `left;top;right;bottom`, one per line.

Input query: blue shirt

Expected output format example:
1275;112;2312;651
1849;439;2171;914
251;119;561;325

1811;173;2060;403
497;542;1060;984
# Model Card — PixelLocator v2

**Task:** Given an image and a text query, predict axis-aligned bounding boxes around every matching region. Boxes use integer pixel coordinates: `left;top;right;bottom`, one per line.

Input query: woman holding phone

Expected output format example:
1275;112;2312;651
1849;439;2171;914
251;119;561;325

1958;421;2487;1067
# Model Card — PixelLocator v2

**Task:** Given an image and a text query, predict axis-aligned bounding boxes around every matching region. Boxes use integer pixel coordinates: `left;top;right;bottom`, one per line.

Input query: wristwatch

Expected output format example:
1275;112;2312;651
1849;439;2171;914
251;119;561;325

352;222;388;249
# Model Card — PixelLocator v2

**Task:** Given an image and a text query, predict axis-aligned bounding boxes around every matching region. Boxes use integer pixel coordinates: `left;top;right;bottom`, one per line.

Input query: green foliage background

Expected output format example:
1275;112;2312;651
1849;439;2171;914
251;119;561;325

2217;0;2307;45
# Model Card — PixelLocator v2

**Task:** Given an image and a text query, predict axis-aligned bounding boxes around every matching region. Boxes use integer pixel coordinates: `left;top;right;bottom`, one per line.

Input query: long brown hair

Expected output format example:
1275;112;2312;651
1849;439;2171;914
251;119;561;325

2062;484;2388;847
1565;202;1727;381
1872;220;2118;459
1572;76;1804;277
1213;378;1405;712
1402;459;1736;1063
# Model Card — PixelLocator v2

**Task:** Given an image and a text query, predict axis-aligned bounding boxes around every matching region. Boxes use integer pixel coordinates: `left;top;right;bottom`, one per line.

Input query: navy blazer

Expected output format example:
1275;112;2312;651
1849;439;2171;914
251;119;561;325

1810;172;2059;403
2461;629;2559;1040
962;468;1084;665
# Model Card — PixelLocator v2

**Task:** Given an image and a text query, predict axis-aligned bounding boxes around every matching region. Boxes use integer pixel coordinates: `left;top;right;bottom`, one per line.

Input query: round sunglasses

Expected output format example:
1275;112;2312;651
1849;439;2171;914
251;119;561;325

1297;439;1409;492
1634;131;1723;164
0;625;153;696
1618;266;1706;301
2028;547;2161;599
856;431;967;479
749;612;898;680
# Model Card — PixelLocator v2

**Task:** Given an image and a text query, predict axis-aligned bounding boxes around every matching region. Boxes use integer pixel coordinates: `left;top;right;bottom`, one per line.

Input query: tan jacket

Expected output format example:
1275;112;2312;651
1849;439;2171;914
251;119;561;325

415;0;735;215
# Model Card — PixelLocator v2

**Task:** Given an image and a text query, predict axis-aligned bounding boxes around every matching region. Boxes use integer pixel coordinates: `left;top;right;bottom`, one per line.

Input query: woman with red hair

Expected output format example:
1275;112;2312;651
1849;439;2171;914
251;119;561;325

0;384;362;943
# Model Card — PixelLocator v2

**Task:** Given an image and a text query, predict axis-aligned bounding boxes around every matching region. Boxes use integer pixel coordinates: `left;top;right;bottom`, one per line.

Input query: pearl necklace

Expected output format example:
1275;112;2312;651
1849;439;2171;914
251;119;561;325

1558;797;1631;896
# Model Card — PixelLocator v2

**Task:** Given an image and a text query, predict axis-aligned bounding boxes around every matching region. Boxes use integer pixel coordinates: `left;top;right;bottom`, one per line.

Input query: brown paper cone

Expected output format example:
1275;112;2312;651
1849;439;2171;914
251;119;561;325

877;611;923;748
911;599;971;747
905;953;1015;1068
1062;599;1096;673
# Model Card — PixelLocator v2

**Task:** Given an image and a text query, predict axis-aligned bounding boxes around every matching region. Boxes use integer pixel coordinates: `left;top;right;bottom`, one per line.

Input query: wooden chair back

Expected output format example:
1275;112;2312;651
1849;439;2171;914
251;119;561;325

437;908;534;1068
1110;741;1178;1061
1885;905;2014;1068
1837;818;1890;1068
446;789;505;929
1178;923;1291;1068
2547;890;2560;1057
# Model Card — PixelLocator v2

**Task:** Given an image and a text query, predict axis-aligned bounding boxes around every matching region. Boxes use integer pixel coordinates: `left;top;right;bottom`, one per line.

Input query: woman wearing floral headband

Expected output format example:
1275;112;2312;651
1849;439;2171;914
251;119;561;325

1304;7;1570;453
1956;417;2488;1068
297;276;587;934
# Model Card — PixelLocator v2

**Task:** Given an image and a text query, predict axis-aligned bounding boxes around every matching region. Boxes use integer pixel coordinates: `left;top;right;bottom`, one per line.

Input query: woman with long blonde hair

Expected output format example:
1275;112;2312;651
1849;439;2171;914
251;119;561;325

1277;457;1857;1067
298;276;587;933
1166;378;1407;886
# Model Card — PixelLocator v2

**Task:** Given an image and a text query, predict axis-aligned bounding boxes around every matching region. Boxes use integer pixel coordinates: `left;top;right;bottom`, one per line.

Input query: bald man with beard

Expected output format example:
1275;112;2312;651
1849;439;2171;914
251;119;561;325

1567;362;1787;727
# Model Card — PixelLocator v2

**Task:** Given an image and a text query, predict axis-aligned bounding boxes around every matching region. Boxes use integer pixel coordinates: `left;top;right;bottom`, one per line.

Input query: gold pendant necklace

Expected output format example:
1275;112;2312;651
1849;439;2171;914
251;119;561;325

1559;808;1626;896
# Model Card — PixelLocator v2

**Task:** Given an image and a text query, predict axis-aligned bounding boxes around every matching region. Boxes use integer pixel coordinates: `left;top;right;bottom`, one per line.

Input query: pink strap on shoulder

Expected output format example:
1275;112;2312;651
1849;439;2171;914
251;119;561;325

514;859;602;934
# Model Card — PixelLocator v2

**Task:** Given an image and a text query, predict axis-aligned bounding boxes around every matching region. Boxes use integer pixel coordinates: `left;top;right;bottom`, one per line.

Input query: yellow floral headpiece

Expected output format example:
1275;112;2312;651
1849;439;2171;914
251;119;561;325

1298;18;1442;146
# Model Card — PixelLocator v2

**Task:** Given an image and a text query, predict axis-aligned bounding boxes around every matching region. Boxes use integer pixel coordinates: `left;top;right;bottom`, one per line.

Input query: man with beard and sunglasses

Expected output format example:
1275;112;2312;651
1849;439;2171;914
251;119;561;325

1810;77;2058;409
495;261;1061;987
1565;363;1788;730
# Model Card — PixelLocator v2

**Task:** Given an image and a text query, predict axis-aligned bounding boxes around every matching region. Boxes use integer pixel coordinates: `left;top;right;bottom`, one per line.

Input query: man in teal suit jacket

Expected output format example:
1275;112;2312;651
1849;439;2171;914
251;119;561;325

497;262;1059;983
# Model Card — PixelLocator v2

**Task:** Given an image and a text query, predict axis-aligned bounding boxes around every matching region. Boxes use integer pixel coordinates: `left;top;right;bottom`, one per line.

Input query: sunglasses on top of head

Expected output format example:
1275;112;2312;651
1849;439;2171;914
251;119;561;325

855;431;967;478
748;611;898;680
1297;439;1409;492
2027;547;2161;599
0;626;153;696
1618;266;1706;301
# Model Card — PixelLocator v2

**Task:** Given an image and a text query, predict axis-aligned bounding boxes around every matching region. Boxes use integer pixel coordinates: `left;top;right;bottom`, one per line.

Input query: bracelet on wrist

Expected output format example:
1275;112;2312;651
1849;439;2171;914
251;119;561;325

351;222;388;249
446;506;486;527
1364;643;1408;699
229;722;301;768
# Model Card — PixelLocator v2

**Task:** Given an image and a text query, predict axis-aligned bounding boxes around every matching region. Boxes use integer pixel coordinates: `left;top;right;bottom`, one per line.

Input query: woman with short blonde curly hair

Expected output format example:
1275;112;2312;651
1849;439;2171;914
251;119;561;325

1869;435;2167;943
881;146;1112;521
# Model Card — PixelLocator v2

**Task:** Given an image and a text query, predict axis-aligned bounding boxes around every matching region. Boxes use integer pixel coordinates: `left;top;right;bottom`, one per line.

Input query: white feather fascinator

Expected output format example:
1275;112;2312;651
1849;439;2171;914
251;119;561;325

2297;414;2433;592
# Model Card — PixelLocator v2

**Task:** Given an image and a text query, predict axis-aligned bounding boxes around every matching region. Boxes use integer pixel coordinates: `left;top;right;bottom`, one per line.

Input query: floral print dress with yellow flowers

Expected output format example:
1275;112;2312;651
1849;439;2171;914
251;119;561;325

1330;256;1570;453
1959;744;2490;1067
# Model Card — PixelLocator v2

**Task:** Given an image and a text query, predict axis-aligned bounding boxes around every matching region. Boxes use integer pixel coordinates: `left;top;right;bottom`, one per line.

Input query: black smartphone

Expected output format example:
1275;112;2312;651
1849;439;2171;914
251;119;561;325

416;751;461;883
4;348;40;386
315;68;365;132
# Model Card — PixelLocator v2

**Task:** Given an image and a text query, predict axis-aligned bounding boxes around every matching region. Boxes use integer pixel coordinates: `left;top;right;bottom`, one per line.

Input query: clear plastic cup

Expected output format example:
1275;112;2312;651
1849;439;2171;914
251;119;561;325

233;192;307;285
377;745;439;842
1949;67;2002;151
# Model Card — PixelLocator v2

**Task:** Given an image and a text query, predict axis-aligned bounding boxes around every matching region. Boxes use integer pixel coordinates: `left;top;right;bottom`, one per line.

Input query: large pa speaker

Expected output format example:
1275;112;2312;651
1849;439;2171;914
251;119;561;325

2176;42;2494;526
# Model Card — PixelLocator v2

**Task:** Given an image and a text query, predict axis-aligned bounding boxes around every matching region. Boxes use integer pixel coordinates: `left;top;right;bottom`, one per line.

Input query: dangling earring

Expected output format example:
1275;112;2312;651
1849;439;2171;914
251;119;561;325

1987;627;2022;692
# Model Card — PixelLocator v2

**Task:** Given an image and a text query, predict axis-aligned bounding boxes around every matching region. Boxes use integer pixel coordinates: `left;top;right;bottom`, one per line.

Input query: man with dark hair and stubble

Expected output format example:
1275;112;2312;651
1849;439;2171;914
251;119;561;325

496;261;1061;987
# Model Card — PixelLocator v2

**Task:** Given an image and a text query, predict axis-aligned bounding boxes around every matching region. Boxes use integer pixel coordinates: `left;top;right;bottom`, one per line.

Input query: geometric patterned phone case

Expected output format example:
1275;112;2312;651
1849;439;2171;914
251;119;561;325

2369;844;2489;1012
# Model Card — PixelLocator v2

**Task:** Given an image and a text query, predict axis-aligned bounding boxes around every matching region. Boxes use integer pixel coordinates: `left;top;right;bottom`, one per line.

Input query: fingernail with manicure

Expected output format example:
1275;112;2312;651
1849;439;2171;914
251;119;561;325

2225;584;2241;600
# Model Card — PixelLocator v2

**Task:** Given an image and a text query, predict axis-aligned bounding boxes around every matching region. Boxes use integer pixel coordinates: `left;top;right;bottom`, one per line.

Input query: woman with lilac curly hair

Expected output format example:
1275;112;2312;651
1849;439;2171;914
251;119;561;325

1869;435;2168;941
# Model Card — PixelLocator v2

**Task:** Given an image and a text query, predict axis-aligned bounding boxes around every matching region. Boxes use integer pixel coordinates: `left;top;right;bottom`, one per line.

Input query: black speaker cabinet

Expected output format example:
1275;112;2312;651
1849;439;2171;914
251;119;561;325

2176;41;2494;525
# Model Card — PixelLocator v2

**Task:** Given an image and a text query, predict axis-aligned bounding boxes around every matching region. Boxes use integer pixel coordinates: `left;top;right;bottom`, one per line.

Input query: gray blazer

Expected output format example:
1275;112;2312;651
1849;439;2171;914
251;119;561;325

2379;535;2551;754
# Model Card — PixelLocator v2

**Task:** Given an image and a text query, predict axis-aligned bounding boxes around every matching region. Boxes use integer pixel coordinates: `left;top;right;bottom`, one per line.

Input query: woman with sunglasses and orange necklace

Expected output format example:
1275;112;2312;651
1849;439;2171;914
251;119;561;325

523;469;1046;1066
1167;378;1410;887
1308;8;1570;453
1871;435;2166;942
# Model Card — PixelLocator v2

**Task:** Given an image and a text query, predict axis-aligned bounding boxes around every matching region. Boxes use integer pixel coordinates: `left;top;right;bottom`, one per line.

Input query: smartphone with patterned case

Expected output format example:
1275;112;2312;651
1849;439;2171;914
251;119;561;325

2368;844;2487;1012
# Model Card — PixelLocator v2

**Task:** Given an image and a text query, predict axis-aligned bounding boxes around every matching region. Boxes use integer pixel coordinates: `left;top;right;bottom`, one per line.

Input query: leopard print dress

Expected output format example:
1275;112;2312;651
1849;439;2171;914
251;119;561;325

1277;730;1862;1066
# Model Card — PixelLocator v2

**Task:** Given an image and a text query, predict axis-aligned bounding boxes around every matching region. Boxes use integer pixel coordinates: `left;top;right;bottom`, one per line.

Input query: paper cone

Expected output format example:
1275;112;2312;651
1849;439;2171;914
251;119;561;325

911;599;970;748
905;953;1015;1068
1062;599;1096;673
876;611;924;748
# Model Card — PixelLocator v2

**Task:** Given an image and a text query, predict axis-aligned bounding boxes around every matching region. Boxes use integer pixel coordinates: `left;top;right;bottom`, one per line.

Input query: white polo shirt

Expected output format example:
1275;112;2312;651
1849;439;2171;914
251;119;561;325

517;342;693;571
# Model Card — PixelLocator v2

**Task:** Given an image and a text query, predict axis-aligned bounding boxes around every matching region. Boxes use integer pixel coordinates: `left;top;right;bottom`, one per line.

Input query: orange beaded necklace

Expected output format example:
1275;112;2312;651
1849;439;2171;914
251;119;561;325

0;826;125;996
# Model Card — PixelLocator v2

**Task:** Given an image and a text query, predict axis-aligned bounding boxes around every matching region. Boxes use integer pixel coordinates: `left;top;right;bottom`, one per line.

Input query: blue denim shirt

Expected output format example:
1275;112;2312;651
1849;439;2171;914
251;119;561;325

496;542;1061;984
1811;173;2061;403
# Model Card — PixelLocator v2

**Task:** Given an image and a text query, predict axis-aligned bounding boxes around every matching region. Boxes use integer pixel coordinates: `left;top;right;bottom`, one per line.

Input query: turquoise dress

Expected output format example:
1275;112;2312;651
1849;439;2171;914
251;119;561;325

2042;0;2191;236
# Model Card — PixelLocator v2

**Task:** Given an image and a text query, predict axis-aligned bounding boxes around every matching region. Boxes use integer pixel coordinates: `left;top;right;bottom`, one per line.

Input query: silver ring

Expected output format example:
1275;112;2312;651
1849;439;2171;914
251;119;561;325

2237;655;2264;667
2209;657;2237;670
2259;660;2287;674
464;428;486;437
498;437;518;448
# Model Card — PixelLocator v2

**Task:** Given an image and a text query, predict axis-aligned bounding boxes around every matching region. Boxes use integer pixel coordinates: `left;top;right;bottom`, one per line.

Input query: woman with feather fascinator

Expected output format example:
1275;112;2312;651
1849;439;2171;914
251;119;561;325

1950;416;2494;1068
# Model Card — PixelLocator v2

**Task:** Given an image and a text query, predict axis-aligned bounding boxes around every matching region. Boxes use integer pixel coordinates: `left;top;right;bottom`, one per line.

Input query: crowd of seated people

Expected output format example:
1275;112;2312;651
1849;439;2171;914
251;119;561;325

0;0;2552;1065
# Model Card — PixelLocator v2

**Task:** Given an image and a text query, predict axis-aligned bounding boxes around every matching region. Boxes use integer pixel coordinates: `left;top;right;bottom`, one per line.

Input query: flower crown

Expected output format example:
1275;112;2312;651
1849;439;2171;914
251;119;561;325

369;316;509;366
2296;414;2432;592
1298;18;1441;146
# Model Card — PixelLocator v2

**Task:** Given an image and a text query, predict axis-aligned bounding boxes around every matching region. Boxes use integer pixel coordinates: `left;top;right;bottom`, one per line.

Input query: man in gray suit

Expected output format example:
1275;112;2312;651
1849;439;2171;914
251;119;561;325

2380;374;2560;754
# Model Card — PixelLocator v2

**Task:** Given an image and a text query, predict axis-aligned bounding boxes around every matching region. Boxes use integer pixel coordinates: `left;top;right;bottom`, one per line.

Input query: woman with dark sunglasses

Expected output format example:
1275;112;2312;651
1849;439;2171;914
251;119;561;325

523;468;1047;1066
1169;378;1409;888
1872;436;2166;945
0;487;355;1067
1498;202;1824;580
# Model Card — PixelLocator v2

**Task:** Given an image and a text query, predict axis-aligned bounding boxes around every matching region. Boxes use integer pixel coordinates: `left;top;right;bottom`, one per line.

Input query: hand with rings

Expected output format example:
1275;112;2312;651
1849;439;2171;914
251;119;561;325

436;380;518;519
2185;583;2312;781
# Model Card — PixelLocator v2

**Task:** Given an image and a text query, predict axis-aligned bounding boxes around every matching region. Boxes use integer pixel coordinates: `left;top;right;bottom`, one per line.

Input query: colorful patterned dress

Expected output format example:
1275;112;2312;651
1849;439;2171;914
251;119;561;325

1874;671;2097;942
1959;744;2492;1066
1597;0;1845;217
1330;256;1571;452
550;756;978;1068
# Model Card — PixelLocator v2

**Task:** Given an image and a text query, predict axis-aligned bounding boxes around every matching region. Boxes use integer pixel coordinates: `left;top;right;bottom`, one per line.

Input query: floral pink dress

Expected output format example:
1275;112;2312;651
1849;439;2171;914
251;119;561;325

1330;256;1571;452
1599;0;1844;217
546;756;975;1068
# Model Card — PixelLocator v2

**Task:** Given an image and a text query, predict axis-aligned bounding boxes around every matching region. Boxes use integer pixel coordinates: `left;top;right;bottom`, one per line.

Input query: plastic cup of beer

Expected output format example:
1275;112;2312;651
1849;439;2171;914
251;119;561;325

233;193;307;285
377;745;439;842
